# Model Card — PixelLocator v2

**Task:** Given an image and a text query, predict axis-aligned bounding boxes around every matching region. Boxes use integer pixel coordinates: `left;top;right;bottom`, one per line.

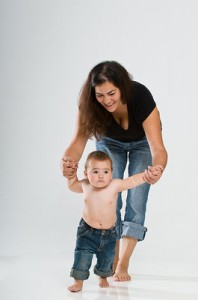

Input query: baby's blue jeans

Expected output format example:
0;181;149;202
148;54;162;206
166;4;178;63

70;219;117;280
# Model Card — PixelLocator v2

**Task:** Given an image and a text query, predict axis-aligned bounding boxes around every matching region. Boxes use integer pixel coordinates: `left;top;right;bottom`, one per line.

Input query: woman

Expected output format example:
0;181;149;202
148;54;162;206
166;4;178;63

61;61;168;281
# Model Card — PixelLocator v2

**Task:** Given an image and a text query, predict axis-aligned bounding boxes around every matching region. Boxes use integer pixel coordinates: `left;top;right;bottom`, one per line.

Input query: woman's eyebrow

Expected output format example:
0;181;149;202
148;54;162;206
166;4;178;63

96;89;116;95
107;89;116;94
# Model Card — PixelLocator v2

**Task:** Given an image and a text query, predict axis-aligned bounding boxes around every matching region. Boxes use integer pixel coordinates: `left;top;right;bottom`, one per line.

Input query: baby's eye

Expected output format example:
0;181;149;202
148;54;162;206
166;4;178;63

104;170;109;174
93;170;98;174
109;93;115;96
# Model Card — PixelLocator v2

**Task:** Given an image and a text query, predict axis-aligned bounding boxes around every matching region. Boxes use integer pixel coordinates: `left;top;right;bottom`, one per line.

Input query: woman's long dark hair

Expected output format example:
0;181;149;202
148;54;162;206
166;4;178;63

78;61;133;140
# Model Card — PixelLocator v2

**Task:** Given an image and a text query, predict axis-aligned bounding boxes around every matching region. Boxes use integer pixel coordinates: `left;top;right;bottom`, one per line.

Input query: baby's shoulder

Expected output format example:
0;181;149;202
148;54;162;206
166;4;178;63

111;178;122;184
81;178;90;186
110;178;122;188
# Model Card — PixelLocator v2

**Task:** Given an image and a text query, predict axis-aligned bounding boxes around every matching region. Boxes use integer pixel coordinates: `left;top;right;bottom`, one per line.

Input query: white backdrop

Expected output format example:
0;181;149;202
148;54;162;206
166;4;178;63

1;0;198;276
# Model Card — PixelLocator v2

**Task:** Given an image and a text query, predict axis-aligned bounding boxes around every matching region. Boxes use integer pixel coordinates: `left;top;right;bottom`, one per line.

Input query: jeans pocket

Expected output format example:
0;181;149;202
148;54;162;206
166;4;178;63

77;223;90;238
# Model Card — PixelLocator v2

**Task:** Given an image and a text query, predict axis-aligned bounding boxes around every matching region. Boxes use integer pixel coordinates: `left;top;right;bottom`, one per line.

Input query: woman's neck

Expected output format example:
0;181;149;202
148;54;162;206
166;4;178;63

112;103;128;118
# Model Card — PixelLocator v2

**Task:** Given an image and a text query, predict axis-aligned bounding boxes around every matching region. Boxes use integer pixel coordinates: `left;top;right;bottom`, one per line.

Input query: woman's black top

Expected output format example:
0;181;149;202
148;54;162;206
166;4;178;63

105;81;156;142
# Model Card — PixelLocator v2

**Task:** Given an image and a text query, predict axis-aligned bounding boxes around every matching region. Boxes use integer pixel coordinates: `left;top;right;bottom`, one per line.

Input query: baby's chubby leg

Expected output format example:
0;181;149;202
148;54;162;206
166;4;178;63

67;279;83;292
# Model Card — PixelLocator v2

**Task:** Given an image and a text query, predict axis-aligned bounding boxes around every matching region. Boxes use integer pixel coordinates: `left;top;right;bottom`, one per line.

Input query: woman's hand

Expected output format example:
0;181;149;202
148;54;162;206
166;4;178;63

61;156;78;179
143;165;164;184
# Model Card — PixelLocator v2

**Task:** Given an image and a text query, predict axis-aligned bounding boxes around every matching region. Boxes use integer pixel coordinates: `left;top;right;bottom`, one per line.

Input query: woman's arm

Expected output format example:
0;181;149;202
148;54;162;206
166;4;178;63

61;112;88;178
142;107;168;184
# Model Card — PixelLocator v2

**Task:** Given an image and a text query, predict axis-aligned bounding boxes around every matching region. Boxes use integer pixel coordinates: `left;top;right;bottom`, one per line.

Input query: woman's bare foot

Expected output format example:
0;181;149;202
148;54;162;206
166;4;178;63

113;265;131;281
99;277;109;288
67;279;83;292
113;237;136;281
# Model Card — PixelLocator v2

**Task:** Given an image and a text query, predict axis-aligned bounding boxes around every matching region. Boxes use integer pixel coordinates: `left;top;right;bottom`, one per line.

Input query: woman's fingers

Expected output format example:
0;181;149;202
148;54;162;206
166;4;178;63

143;167;163;184
61;156;78;178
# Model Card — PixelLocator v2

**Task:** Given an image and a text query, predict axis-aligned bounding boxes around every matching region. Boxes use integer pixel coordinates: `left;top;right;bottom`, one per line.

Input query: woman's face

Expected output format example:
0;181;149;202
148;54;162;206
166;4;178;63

95;81;122;113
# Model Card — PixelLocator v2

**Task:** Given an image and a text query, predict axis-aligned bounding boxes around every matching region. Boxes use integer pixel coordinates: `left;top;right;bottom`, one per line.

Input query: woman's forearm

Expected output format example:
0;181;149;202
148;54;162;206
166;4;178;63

152;148;168;169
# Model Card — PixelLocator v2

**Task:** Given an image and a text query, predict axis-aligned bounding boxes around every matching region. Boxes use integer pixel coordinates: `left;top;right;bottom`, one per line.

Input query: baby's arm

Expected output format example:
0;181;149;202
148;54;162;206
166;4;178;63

115;172;147;192
67;175;83;193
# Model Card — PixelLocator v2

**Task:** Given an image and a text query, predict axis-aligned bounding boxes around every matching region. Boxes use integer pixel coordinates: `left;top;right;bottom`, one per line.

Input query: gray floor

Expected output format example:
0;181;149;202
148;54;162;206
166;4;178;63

1;256;198;300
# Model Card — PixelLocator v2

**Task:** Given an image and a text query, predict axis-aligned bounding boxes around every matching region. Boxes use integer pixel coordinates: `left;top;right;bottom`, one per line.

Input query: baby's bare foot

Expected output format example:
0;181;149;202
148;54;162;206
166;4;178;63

99;277;109;288
67;280;83;292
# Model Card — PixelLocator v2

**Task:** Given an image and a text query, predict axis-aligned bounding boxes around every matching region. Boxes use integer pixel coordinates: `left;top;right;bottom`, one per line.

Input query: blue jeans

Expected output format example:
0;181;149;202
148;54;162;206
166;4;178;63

70;219;117;280
96;136;152;241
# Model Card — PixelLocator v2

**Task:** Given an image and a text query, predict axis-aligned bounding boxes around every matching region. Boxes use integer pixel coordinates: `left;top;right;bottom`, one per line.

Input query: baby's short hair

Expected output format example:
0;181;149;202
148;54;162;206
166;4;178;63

85;151;113;170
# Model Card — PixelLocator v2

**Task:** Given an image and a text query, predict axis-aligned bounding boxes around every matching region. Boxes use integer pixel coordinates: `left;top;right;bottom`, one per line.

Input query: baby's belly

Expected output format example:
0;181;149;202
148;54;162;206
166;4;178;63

83;211;116;229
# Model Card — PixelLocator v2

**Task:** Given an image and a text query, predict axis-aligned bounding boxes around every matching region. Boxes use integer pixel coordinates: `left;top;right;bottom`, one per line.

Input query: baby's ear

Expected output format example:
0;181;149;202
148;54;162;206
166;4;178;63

84;170;88;178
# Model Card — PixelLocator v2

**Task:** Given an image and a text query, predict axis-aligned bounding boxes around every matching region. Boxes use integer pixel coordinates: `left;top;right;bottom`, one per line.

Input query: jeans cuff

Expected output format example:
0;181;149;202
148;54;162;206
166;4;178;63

121;221;147;241
70;268;89;280
94;266;113;278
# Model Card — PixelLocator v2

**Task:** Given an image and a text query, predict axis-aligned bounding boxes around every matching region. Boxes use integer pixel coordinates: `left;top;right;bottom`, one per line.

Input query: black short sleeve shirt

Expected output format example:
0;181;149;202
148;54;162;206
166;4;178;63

104;81;156;142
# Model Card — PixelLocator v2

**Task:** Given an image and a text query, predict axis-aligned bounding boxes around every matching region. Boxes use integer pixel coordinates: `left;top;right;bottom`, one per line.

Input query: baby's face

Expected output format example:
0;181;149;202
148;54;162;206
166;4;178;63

85;159;112;188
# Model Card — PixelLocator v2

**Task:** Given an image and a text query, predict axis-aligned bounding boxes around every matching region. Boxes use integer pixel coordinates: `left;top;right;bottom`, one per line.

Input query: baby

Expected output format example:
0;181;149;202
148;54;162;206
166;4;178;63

66;150;149;292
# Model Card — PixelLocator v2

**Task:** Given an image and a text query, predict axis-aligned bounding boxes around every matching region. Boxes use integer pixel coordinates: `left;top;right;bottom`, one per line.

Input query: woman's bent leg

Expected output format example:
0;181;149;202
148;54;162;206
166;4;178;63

114;138;152;281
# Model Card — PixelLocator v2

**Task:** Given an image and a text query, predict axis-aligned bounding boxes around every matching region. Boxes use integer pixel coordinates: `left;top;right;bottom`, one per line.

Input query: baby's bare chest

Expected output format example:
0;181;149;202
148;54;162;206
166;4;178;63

83;189;116;206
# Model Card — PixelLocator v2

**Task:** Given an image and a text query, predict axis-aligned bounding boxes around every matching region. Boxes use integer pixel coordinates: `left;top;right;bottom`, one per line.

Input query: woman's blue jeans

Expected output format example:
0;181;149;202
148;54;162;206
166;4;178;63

96;136;152;241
